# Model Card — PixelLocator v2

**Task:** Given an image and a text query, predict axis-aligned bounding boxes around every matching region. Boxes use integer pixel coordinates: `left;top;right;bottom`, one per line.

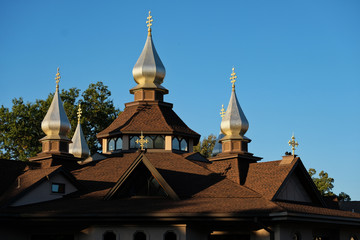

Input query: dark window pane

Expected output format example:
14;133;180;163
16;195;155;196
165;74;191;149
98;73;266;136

103;232;116;240
144;136;154;149
130;136;139;149
134;231;146;240
51;183;65;193
154;136;165;149
164;231;176;240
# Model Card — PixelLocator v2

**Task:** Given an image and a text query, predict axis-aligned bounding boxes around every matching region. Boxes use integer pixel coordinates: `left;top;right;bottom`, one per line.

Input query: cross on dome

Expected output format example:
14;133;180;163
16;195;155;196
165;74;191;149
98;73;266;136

230;67;237;88
77;103;82;123
146;11;153;35
220;104;225;118
55;67;61;89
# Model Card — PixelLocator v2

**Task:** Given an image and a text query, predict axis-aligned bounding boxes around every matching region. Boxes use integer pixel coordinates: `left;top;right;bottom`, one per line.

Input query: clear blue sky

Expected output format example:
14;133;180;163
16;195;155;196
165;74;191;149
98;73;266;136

1;0;359;200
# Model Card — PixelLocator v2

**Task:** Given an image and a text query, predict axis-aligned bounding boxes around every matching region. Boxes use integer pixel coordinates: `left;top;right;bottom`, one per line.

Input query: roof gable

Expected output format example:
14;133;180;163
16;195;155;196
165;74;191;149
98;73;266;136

0;166;79;207
104;153;179;200
245;157;325;206
273;160;325;206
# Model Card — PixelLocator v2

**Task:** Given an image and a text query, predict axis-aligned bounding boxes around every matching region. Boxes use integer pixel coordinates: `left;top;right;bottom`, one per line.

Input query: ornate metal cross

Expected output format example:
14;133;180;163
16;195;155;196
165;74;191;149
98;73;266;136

230;67;237;88
288;134;299;155
77;103;82;123
136;132;149;150
146;11;153;33
55;67;61;88
220;104;226;118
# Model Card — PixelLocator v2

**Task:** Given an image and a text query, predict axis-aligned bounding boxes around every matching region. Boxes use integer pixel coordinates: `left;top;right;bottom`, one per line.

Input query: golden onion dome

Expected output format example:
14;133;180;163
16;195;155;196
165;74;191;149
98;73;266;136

220;68;249;141
41;68;71;141
130;11;168;94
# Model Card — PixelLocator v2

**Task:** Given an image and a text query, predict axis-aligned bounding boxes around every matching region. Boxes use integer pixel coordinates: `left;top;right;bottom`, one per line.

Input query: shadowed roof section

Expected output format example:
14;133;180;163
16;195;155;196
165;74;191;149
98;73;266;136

96;103;200;139
0;166;62;206
245;158;298;200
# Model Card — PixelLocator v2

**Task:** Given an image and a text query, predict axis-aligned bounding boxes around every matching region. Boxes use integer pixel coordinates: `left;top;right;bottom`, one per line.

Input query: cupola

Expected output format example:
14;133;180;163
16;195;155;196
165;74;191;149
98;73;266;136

220;68;251;154
130;11;168;102
40;68;72;155
96;12;200;154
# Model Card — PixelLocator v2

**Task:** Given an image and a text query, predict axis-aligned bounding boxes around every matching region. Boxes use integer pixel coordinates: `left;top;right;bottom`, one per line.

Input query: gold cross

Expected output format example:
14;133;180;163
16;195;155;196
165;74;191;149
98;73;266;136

136;131;149;150
220;104;226;118
230;67;237;88
77;103;82;123
288;134;299;155
55;67;61;88
146;11;153;34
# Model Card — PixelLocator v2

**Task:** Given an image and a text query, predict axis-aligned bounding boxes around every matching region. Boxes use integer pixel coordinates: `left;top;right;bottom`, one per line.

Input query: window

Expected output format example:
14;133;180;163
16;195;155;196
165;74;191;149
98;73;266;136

108;139;115;151
144;136;154;149
130;135;165;149
116;138;123;150
134;231;146;240
292;233;301;240
172;137;188;152
172;138;180;150
180;138;188;151
154;135;165;148
130;136;140;149
103;231;116;240
51;183;65;193
164;231;177;240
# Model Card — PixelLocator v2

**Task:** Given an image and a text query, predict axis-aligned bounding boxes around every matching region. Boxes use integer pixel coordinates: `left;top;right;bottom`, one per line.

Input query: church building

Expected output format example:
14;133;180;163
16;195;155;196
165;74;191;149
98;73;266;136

0;12;360;240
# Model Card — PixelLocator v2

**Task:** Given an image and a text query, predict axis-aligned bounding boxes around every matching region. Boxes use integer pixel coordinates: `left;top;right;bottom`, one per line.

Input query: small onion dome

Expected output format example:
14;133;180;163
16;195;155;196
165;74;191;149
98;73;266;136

220;87;249;141
69;121;90;159
130;18;168;94
41;69;71;141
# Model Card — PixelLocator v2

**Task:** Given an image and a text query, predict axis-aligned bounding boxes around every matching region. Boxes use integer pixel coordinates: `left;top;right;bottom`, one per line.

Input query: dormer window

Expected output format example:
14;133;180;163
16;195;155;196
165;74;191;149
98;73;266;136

51;183;65;193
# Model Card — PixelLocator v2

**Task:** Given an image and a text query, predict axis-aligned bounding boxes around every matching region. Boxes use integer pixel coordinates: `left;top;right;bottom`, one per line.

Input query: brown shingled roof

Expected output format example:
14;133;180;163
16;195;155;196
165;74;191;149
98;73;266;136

97;103;200;139
245;158;297;200
0;166;61;206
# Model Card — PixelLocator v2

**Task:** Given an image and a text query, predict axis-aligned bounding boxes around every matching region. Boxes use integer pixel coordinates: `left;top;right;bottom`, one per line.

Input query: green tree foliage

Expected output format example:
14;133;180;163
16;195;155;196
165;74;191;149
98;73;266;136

193;134;216;158
308;168;351;201
0;82;120;161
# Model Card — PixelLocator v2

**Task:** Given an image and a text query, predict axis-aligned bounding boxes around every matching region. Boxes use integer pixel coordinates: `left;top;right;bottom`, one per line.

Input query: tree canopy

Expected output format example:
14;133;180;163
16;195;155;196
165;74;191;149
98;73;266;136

193;134;217;158
308;168;351;201
0;82;120;161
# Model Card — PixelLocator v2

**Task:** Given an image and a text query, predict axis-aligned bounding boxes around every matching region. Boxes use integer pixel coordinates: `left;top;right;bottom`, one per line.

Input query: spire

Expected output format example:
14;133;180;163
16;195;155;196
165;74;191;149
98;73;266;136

130;11;168;100
220;67;249;141
69;104;90;159
212;104;226;157
41;68;71;141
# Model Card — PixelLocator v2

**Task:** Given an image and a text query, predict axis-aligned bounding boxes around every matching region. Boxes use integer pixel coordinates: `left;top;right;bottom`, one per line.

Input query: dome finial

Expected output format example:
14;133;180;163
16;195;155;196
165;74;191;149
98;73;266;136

55;67;61;90
146;11;153;36
220;104;225;118
77;103;82;124
230;67;237;89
